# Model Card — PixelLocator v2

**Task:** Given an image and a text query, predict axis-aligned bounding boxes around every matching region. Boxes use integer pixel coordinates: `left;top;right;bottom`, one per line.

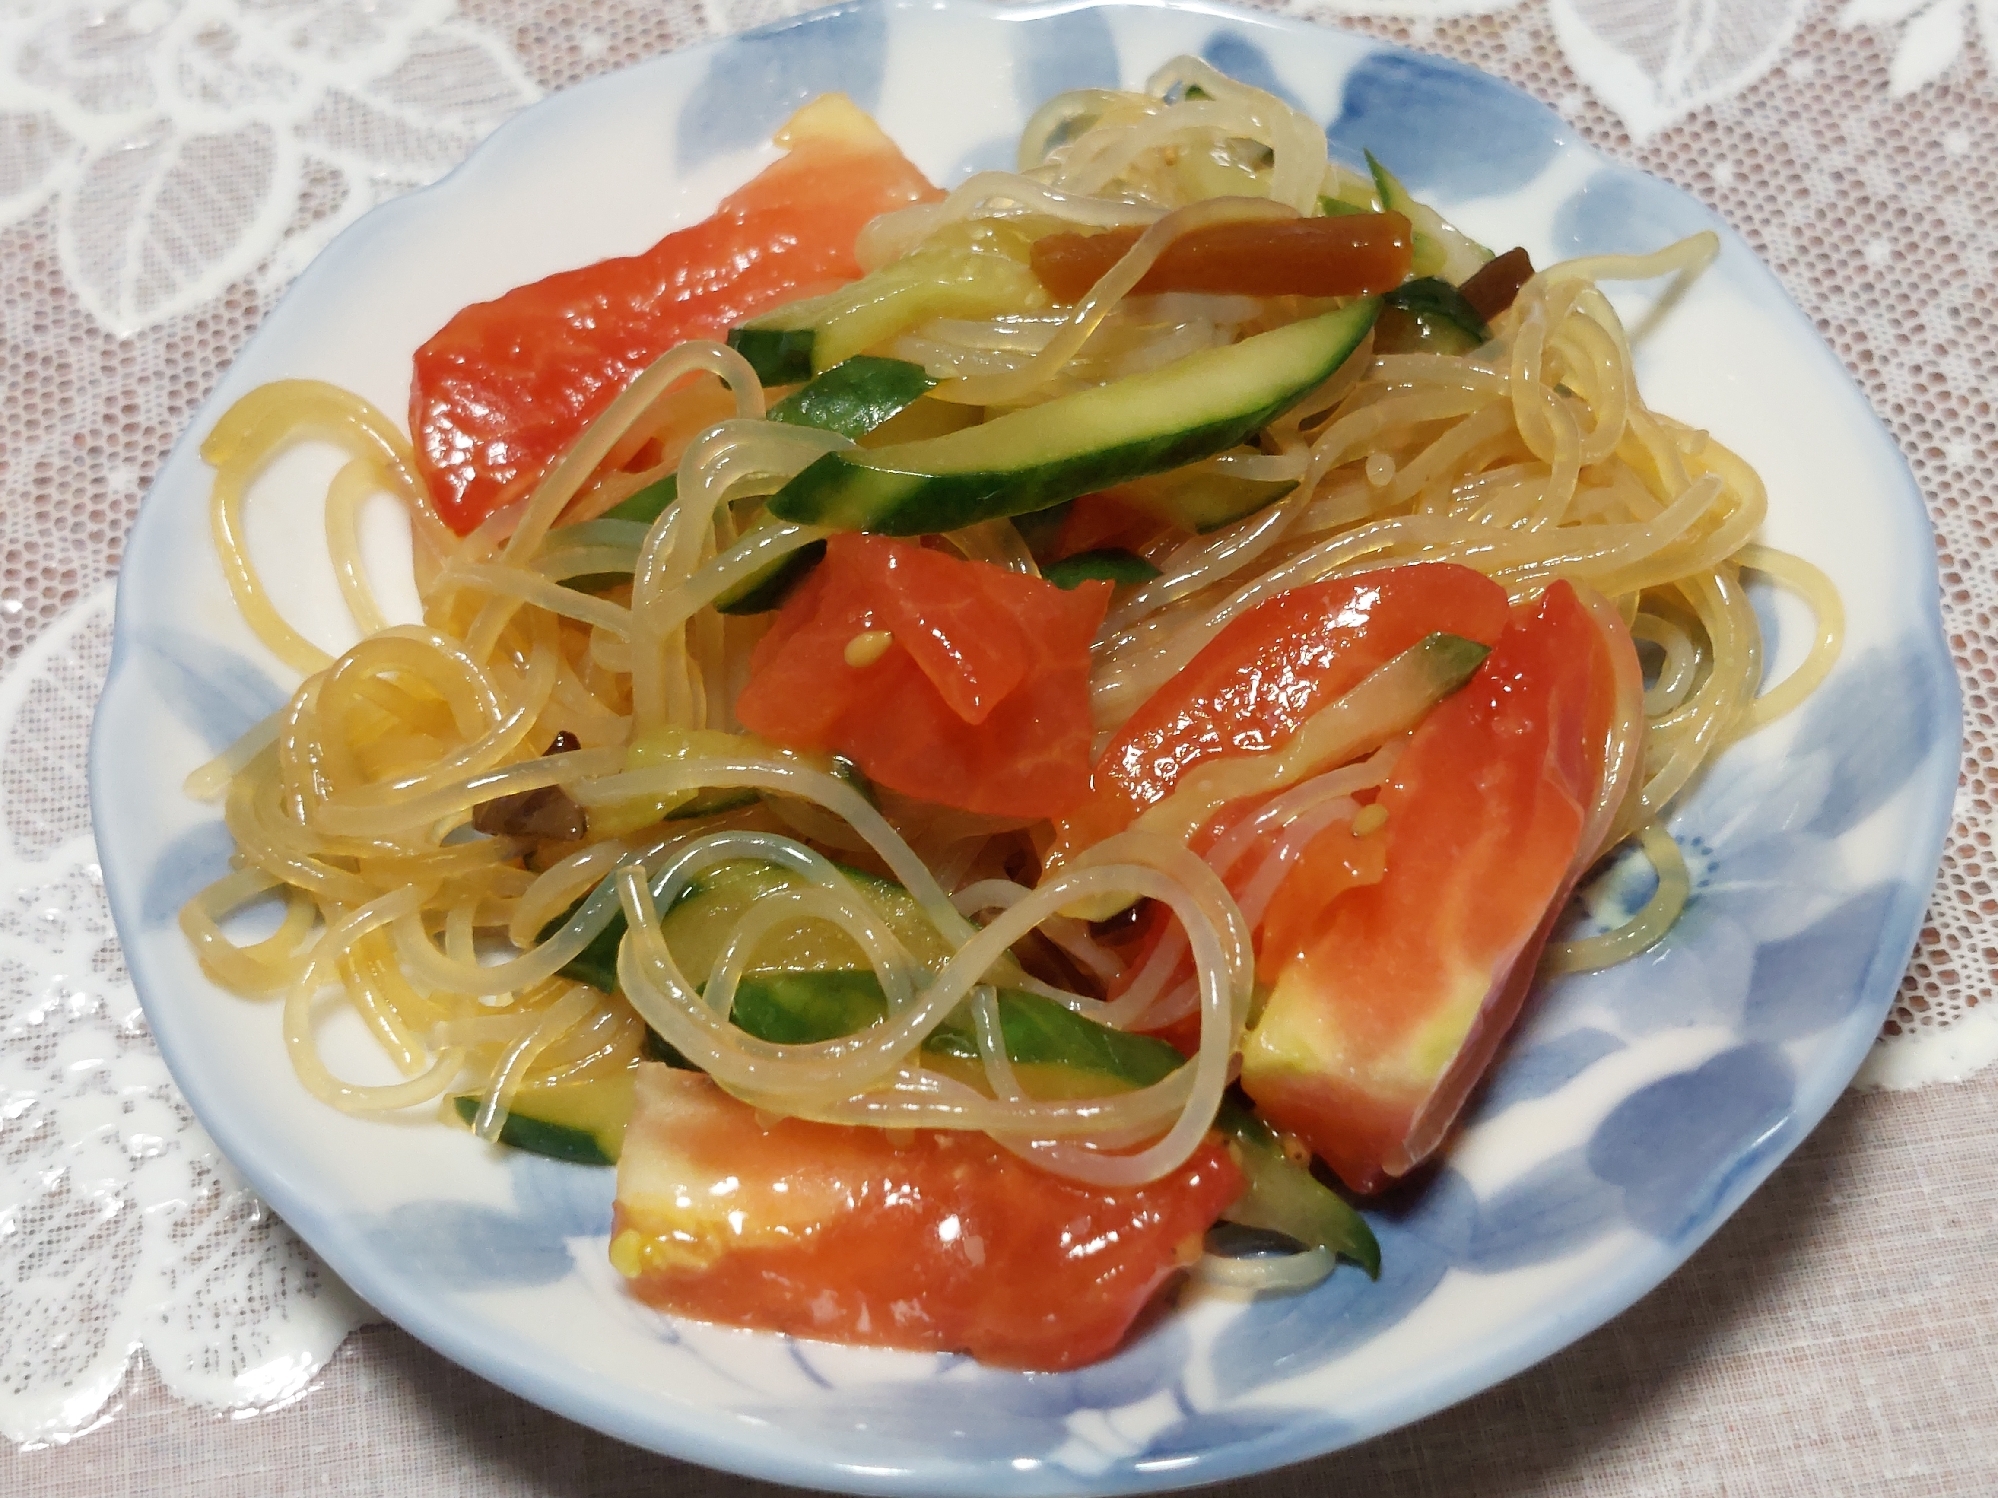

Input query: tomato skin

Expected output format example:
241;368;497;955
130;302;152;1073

1097;786;1392;1062
1252;811;1391;985
735;534;1111;819
1029;214;1415;303
1052;490;1173;560
411;100;939;534
613;1067;1242;1370
1240;581;1629;1193
1057;562;1512;856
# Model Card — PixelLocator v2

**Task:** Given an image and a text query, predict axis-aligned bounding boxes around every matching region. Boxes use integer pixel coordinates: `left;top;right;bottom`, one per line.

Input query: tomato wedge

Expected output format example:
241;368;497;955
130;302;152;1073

1097;785;1393;1061
1029;213;1414;303
411;95;940;534
734;534;1111;819
1240;581;1632;1194
612;1067;1242;1370
1056;563;1511;857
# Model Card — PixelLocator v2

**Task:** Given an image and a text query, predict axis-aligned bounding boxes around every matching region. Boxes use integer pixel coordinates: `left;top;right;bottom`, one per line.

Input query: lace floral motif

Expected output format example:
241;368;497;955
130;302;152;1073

1839;0;1998;95
0;0;536;335
0;588;365;1446
1545;0;1815;138
1278;0;1818;138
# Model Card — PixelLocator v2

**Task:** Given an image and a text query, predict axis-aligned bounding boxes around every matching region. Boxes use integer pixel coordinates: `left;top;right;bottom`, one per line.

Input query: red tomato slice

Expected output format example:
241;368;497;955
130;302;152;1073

1240;581;1632;1194
1252;811;1391;984
1051;490;1175;560
1056;563;1512;856
411;97;940;534
734;534;1111;819
1098;786;1391;1060
612;1066;1242;1371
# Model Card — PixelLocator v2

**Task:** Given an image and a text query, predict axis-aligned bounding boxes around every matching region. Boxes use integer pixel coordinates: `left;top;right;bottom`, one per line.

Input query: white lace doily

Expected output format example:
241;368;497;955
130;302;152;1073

3;0;1995;1446
0;584;365;1448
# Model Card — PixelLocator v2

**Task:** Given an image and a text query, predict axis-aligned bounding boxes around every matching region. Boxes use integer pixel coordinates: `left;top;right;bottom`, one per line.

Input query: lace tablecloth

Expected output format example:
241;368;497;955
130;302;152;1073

5;0;1996;1492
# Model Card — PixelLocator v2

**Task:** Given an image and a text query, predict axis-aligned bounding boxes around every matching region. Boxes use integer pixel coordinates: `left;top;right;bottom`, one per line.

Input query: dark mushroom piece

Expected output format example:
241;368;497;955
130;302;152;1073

472;731;588;840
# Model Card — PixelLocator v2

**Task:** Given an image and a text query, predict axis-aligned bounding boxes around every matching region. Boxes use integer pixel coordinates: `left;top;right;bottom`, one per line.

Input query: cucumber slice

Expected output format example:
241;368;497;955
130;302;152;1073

730;221;1050;382
600;472;678;527
1378;276;1491;355
856;394;981;448
1365;151;1447;279
712;968;1186;1093
1043;548;1160;590
1216;1098;1379;1275
659;856;960;979
728;326;818;386
1119;465;1297;533
548;852;959;996
922;985;1185;1088
728;968;892;1044
578;356;941;609
767;300;1379;535
586;729;767;840
767;354;937;438
1258;631;1491;788
450;1067;636;1166
1364;150;1493;286
712;514;826;616
713;356;948;613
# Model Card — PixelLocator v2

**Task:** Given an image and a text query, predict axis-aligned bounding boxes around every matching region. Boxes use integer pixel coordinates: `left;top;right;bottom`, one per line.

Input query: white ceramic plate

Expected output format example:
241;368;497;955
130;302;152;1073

90;2;1960;1491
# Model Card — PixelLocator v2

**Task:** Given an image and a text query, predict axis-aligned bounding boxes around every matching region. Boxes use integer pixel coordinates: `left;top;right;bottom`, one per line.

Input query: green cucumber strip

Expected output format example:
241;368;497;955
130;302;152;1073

1316;194;1367;218
1267;631;1490;777
730;969;892;1044
660;855;954;977
728;326;817;386
1383;276;1491;349
1043;548;1161;590
717;969;1186;1090
923;985;1186;1086
598;473;678;527
1120;466;1297;533
546;850;947;997
561;571;634;597
1010;500;1073;555
1364;150;1412;217
732;229;1046;379
642;1028;698;1069
450;1093;619;1167
543;818;804;996
1366;151;1447;279
809;262;1045;372
767;355;938;439
587;726;768;837
767;300;1379;535
1372;305;1477;357
713;536;825;614
1216;1098;1380;1276
723;359;937;613
551;904;626;995
577;357;939;609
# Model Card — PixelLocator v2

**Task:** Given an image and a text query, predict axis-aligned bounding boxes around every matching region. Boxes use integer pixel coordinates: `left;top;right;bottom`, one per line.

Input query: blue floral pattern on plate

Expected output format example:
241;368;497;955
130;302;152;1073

90;2;1958;1492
